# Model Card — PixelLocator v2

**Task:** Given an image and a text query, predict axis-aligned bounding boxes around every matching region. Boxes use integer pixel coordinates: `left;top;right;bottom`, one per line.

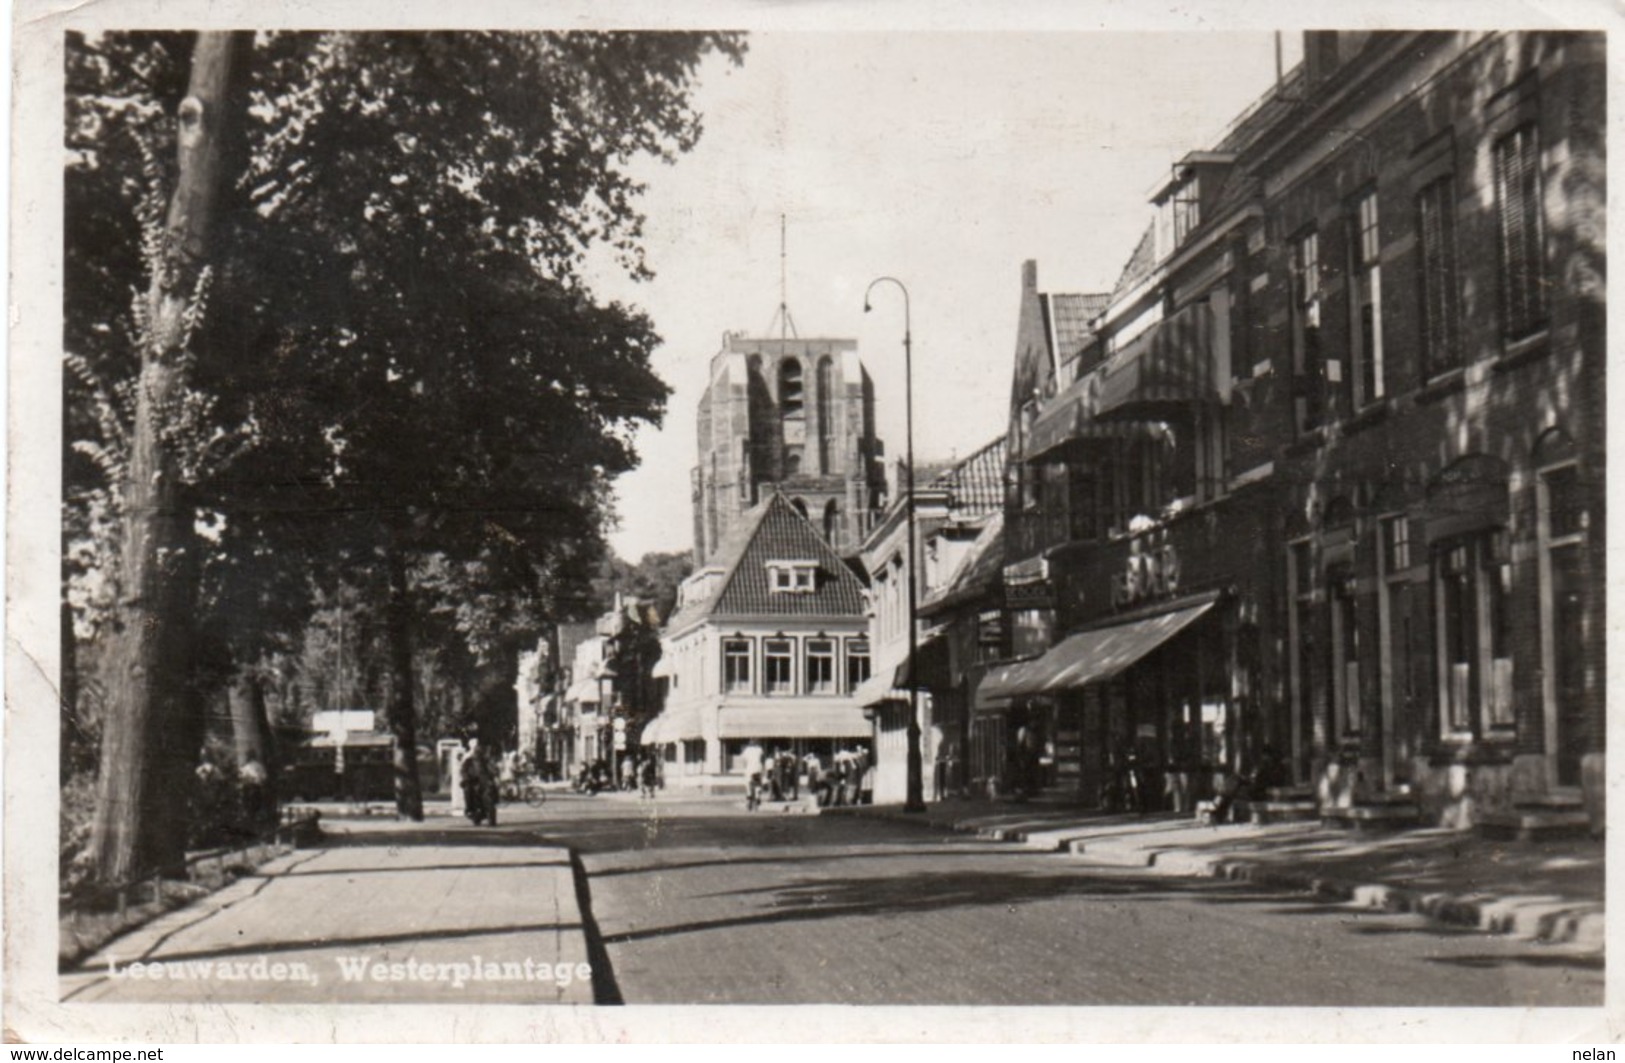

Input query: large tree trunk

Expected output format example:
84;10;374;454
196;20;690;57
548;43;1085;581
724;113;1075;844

90;32;252;884
228;667;277;829
385;547;426;821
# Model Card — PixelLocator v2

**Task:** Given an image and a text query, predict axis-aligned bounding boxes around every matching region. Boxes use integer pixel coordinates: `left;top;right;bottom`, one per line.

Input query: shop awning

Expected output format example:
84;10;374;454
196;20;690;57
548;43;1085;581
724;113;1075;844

849;630;947;707
974;657;1046;709
1096;302;1219;420
716;705;873;740
975;597;1216;710
851;669;909;707
563;678;601;704
1026;375;1173;462
640;704;702;745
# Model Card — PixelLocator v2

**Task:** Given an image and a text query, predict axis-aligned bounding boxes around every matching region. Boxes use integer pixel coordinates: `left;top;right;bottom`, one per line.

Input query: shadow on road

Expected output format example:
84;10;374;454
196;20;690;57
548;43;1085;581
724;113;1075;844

599;864;1332;945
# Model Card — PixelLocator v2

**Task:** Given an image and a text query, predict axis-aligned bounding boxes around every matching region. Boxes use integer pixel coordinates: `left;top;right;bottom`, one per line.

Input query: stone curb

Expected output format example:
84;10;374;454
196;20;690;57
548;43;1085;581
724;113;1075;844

1073;837;1605;950
833;805;1604;950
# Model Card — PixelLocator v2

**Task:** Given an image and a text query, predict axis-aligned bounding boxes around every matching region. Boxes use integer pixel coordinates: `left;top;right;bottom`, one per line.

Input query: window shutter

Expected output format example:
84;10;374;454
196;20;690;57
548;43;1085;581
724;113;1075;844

1496;128;1542;335
1519;128;1546;322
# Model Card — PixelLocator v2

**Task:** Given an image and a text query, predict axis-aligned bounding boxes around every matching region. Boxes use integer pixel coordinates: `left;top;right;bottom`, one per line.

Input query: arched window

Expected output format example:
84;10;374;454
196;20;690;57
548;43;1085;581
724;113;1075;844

707;453;719;552
792;497;809;519
784;448;802;476
816;356;835;472
747;357;775;487
823;499;840;544
780;360;804;416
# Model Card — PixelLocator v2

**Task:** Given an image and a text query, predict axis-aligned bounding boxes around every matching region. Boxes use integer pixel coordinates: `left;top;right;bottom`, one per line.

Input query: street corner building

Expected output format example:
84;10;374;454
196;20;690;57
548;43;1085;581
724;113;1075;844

979;31;1604;834
642;491;876;790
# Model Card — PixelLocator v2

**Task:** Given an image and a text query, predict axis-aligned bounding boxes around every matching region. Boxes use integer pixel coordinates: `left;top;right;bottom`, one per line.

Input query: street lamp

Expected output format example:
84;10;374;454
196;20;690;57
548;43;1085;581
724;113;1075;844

597;665;617;769
864;276;925;813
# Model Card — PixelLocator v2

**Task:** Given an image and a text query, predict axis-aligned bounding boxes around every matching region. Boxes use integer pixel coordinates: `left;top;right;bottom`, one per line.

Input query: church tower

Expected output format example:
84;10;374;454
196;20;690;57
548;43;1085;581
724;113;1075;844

692;333;886;564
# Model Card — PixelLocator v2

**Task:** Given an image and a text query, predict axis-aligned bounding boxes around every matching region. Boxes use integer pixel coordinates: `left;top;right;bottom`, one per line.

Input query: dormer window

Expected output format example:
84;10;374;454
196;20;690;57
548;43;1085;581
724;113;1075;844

767;560;818;594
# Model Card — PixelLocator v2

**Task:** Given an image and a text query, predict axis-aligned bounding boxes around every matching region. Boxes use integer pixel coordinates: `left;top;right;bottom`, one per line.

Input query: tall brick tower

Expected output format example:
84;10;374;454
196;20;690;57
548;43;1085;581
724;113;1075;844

692;332;886;563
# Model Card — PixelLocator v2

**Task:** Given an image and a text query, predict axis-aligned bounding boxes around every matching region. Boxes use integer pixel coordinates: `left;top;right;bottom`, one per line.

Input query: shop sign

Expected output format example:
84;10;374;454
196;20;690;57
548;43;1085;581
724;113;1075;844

1005;581;1054;607
977;609;1005;647
1111;543;1181;608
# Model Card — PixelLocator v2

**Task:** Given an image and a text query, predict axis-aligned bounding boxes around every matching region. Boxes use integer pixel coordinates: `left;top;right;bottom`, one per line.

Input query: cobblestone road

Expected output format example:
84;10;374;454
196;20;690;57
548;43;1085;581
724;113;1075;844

516;793;1602;1007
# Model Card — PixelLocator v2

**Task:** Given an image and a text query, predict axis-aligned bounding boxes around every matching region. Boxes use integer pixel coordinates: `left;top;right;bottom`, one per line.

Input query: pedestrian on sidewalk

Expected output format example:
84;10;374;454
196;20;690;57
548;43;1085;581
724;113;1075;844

933;741;954;801
639;752;659;799
804;752;824;806
460;738;498;826
741;740;765;811
834;748;857;806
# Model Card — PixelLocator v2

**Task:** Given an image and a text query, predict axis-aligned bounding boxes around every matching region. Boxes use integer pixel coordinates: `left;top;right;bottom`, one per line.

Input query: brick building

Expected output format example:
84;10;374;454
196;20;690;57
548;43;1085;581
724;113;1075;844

692;332;888;563
982;31;1604;829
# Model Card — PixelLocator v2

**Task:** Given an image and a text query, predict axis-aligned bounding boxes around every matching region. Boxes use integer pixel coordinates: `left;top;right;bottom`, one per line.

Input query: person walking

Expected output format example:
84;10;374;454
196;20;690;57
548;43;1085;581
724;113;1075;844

480;744;500;826
741;740;765;811
459;738;488;825
783;750;800;801
803;752;823;806
639;752;659;799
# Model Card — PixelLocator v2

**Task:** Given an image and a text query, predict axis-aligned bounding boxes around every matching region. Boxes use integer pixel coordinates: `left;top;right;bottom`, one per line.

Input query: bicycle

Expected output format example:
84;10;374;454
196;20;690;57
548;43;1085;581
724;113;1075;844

499;775;548;808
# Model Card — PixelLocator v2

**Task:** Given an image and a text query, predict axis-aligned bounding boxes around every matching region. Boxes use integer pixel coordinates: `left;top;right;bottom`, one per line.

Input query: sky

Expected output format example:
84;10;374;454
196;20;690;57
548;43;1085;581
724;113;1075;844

590;31;1305;561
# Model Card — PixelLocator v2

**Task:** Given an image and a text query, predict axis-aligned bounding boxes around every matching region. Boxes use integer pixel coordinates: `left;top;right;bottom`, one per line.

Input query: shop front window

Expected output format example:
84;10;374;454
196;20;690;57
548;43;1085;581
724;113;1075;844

1288;539;1315;773
1329;566;1361;738
1434;532;1514;738
1538;449;1587;785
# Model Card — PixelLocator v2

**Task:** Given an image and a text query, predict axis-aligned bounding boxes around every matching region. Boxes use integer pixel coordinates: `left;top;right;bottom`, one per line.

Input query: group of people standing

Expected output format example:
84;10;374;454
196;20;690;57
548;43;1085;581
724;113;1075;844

739;742;873;810
575;752;661;797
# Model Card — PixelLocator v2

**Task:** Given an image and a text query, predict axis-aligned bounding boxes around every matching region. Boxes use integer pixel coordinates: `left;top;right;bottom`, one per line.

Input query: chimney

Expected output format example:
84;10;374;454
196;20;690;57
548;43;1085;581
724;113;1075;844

1022;259;1038;292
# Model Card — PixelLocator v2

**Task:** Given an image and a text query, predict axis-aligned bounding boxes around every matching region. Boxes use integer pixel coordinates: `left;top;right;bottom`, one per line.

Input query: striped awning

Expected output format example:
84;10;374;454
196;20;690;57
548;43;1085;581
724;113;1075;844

1097;302;1218;420
716;705;872;740
1026;373;1174;462
975;597;1216;711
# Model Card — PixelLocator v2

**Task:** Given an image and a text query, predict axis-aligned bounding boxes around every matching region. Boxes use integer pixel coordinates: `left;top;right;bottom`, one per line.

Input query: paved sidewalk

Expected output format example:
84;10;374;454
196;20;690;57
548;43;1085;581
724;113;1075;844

830;798;1605;949
60;833;596;1004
